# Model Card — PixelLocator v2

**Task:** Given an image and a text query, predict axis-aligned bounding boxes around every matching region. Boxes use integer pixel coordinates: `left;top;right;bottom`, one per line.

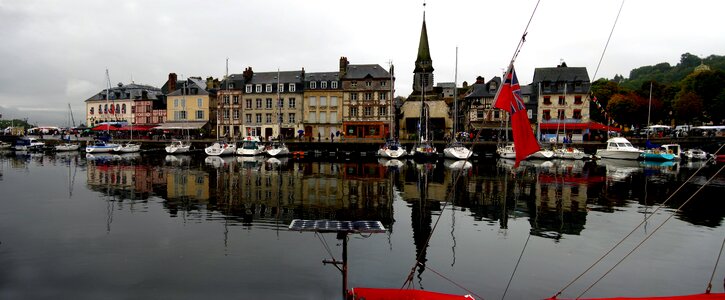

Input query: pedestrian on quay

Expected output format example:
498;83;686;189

331;132;334;142
318;132;321;142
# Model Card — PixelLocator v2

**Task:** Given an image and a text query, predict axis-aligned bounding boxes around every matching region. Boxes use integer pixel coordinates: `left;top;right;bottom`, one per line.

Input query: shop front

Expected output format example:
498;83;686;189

342;122;388;139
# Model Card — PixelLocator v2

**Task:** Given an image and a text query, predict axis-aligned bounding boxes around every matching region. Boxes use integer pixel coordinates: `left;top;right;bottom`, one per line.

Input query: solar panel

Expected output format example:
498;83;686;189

288;219;386;233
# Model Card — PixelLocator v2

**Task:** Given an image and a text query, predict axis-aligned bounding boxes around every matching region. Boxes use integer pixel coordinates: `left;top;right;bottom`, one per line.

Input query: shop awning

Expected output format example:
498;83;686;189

539;121;621;132
116;125;158;131
154;121;207;130
91;124;123;131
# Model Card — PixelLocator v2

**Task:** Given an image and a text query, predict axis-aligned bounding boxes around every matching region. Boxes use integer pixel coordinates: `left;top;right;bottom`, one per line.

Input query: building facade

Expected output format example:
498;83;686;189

241;68;304;140
85;82;162;127
217;74;245;138
164;76;214;131
303;71;343;141
340;57;394;139
533;64;591;142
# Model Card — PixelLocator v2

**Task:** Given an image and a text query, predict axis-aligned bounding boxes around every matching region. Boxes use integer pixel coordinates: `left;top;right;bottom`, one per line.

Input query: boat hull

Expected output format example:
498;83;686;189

443;146;472;160
265;147;290;157
114;143;141;153
85;144;119;153
54;144;80;151
378;148;406;159
641;152;676;161
204;143;236;156
596;149;642;160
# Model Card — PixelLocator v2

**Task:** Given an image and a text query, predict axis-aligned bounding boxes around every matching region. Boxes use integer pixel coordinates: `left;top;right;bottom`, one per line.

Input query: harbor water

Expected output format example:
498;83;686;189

0;150;723;299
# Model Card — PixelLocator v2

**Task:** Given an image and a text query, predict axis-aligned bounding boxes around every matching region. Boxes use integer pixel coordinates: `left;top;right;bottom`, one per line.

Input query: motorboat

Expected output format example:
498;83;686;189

14;137;45;151
85;140;119;153
54;143;80;152
114;142;141;153
264;141;290;157
237;136;265;156
595;137;643;160
661;144;682;159
377;139;407;159
442;140;472;160
641;149;676;161
165;139;191;154
204;140;236;156
682;148;708;160
553;146;589;160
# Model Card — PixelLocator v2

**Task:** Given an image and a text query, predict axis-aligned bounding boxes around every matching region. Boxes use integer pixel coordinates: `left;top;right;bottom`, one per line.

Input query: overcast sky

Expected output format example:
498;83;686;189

1;0;723;126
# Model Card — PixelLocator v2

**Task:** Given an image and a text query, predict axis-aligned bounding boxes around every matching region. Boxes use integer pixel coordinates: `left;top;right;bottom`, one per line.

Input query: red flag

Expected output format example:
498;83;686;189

109;104;115;114
494;65;540;167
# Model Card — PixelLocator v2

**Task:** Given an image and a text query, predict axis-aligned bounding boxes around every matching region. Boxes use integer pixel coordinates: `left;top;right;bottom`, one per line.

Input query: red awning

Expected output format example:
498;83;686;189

539;121;621;132
349;288;474;300
117;125;158;131
90;124;123;131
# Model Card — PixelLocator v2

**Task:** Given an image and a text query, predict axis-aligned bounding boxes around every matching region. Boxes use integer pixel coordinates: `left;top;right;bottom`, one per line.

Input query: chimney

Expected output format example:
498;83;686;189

475;76;485;84
168;73;177;93
339;57;349;77
242;67;254;83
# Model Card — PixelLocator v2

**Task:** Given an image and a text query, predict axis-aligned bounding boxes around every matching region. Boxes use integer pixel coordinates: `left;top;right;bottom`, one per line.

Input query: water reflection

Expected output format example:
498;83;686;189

68;154;724;233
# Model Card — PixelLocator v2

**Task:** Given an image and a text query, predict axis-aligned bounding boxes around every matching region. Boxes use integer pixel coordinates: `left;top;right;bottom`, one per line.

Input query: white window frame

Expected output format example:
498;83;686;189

288;113;295;123
246;114;252;123
246;84;252;93
309;96;317;106
197;98;202;107
255;84;262;93
330;96;338;106
321;81;327;89
196;110;204;119
266;113;272;123
265;84;272;93
364;106;373;116
310;81;316;89
331;81;338;89
278;83;284;92
289;83;295;92
320;96;327;106
256;114;262;123
289;98;296;108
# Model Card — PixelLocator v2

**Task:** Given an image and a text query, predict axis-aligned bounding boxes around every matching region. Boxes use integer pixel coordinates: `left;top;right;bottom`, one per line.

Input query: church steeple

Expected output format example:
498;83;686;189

413;13;434;93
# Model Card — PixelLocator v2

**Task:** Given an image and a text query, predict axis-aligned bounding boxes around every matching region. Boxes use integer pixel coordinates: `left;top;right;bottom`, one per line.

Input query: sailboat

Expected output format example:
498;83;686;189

410;69;438;161
166;80;192;154
86;69;120;153
205;68;237;156
55;103;80;151
443;47;473;160
377;62;407;159
264;69;290;157
114;124;141;153
641;83;677;161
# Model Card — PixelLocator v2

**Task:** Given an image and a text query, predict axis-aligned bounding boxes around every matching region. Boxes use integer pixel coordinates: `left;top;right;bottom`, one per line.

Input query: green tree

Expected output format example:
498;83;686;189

590;79;623;122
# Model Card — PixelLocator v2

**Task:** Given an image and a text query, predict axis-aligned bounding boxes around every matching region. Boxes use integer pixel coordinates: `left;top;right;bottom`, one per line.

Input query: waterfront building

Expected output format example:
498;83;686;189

303;71;342;141
340;57;394;139
217;74;245;138
533;63;592;142
85;82;163;127
160;74;216;133
241;67;304;140
399;15;451;140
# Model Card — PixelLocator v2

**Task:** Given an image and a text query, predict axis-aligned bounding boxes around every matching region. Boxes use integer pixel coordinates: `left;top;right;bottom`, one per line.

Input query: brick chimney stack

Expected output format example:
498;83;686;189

168;73;177;93
242;67;254;83
339;57;349;77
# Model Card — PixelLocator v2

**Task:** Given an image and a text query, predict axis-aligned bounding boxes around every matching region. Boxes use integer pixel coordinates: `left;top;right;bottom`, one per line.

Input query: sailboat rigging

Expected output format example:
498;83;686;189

166;78;192;154
206;61;237;156
377;62;406;159
264;68;290;157
443;46;472;160
55;103;80;151
411;68;437;161
86;69;120;153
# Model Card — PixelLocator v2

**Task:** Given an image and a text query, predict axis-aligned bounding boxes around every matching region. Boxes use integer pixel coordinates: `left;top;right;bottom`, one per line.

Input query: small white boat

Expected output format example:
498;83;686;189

237;136;265;156
496;143;516;159
54;143;80;152
442;141;472;160
165;139;191;154
553;146;589;160
595;137;643;160
377;139;407;159
682;148;708;160
14;137;45;151
85;140;119;153
264;141;290;157
204;140;236;156
661;144;682;160
114;142;141;153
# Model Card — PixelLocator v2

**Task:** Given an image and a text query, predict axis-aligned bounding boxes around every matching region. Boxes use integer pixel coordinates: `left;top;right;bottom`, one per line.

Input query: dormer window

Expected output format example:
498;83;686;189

229;83;234;89
331;81;338;89
278;83;284;92
246;84;252;93
289;83;295;92
320;81;327;89
310;81;316;89
265;84;272;92
255;84;262;93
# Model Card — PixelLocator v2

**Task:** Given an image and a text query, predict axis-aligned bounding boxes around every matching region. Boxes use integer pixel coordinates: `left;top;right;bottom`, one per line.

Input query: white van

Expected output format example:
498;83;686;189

674;125;691;137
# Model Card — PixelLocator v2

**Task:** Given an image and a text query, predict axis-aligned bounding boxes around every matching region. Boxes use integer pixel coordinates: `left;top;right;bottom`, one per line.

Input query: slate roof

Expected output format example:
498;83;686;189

305;71;339;82
167;78;209;96
344;64;390;80
532;67;589;83
465;77;501;99
219;73;247;89
85;83;163;102
248;70;304;84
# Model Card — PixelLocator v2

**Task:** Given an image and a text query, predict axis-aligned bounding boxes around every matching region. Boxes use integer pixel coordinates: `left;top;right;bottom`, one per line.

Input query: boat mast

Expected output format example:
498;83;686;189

453;46;458;140
277;68;282;142
105;69;111;137
389;61;395;141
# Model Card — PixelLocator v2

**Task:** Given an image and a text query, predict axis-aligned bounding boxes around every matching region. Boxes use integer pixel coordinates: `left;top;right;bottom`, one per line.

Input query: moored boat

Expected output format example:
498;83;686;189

85;139;119;153
595;137;643;160
114;142;141;153
682;148;708;160
264;140;290;157
204;140;236;156
165;139;191;154
237;136;265;156
377;139;407;159
14;137;45;151
443;140;472;160
54;143;80;152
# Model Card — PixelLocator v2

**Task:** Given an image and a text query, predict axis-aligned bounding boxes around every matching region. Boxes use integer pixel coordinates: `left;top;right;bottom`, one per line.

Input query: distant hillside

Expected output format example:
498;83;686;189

621;53;725;90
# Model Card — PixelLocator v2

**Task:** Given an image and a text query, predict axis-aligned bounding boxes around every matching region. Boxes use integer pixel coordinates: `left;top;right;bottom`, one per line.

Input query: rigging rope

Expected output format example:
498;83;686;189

707;237;725;294
553;144;724;298
420;262;485;300
577;163;725;299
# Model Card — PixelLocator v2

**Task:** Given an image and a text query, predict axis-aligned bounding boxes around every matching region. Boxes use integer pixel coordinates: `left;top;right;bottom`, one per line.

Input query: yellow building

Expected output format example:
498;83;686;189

161;76;213;131
303;71;343;140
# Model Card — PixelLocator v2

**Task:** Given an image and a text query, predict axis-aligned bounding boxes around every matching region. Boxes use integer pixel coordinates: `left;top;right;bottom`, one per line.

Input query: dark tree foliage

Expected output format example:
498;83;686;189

621;53;725;90
676;69;725;123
